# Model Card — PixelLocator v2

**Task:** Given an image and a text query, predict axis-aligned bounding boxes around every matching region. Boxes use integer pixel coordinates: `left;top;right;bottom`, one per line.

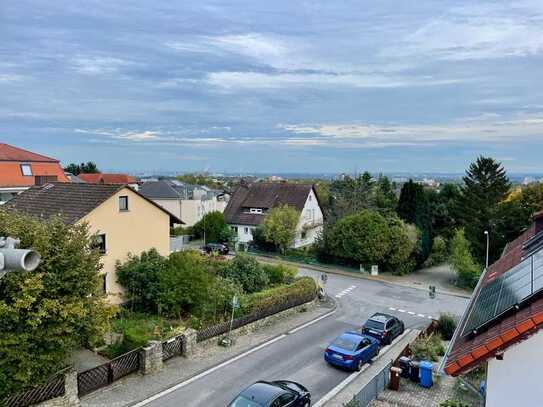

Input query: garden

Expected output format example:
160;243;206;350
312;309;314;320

102;250;316;357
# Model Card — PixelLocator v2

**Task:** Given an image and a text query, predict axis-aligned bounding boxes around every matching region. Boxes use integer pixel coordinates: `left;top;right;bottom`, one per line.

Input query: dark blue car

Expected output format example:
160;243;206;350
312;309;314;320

324;332;380;371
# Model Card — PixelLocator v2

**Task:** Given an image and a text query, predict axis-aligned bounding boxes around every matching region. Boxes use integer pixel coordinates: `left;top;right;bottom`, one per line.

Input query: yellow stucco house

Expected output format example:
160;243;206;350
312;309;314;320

5;182;182;304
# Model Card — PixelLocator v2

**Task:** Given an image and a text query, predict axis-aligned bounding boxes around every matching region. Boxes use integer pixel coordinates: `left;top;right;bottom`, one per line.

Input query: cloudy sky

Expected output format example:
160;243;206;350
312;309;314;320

2;1;543;174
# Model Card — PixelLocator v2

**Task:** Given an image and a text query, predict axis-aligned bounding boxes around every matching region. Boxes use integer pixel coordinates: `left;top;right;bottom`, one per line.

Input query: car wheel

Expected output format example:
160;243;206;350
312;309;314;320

303;400;310;407
356;360;364;371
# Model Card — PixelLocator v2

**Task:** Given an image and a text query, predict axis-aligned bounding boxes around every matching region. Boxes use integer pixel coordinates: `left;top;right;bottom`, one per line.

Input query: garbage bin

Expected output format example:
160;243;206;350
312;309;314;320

409;361;420;382
419;361;433;388
389;367;402;391
398;356;411;379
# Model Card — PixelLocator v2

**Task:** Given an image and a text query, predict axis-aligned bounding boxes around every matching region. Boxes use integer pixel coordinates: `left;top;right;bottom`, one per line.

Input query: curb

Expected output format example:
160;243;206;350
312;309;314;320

254;254;472;299
128;301;337;407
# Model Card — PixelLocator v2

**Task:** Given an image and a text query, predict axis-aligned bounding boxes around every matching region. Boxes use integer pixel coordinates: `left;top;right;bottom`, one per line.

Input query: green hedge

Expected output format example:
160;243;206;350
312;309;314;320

242;277;317;315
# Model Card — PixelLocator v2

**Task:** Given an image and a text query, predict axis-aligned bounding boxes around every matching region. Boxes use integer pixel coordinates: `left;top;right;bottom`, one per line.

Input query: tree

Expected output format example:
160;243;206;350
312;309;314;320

221;254;269;293
192;211;233;244
374;175;398;215
457;156;511;264
426;183;461;240
328;172;376;222
261;205;300;254
116;249;167;313
397;180;433;265
0;210;112;399
158;251;212;319
449;229;481;289
63;161;100;175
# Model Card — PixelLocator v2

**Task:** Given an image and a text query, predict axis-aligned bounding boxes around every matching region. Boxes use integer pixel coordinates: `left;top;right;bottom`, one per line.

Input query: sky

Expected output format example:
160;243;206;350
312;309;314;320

2;0;543;174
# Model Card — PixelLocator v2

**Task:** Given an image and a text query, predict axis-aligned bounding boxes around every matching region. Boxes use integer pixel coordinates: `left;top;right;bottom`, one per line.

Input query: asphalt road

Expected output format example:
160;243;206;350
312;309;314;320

141;267;468;407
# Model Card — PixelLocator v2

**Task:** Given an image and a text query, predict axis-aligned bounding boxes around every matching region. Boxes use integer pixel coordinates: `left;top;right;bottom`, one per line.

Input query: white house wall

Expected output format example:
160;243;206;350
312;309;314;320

294;188;324;248
486;330;543;407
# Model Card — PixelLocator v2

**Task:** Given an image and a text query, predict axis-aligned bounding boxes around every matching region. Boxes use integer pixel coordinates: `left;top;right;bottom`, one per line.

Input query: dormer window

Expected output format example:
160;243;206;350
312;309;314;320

20;164;32;176
250;208;263;214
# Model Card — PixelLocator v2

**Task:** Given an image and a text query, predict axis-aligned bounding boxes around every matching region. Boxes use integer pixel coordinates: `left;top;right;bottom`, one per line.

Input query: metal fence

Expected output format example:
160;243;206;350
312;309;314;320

162;335;185;361
196;292;316;343
77;347;141;397
352;360;392;407
4;371;66;407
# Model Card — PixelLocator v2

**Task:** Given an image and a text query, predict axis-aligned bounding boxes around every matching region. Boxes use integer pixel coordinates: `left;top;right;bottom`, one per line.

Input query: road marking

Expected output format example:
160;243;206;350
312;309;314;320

417;314;425;318
398;309;406;313
132;308;337;407
407;311;415;315
428;315;435;319
389;307;397;311
313;329;412;407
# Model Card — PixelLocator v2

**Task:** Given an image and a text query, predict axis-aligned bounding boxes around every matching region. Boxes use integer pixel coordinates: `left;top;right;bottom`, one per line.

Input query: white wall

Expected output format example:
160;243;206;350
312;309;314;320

231;224;255;244
294;188;324;247
486;330;543;407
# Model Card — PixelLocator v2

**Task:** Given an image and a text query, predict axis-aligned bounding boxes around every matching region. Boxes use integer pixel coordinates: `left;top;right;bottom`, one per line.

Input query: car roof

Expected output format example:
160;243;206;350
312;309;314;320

368;313;395;323
337;331;364;342
238;381;287;405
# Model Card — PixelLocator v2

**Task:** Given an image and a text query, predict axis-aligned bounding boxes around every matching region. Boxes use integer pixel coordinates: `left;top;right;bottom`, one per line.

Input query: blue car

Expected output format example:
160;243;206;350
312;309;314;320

324;332;380;371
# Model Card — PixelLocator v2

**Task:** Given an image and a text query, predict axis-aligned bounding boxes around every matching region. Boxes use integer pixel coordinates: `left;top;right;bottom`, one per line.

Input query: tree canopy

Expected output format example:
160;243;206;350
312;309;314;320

261;204;300;253
0;210;112;399
63;161;100;175
191;211;233;244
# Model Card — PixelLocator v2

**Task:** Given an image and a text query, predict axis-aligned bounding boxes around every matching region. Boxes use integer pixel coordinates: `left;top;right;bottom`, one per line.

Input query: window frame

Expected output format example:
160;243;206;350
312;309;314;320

92;233;107;254
20;164;33;176
119;195;129;211
249;208;263;214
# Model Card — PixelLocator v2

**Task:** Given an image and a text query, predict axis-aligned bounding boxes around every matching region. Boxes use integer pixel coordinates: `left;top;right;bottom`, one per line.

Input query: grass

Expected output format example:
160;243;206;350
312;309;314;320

101;312;184;359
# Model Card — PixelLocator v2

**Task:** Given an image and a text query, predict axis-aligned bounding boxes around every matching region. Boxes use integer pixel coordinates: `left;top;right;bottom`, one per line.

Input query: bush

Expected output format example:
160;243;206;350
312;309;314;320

450;229;481;289
424;236;448;267
438;313;457;340
222;254;269;293
192;211;233;243
170;226;192;236
262;263;298;285
410;333;445;362
243;277;316;314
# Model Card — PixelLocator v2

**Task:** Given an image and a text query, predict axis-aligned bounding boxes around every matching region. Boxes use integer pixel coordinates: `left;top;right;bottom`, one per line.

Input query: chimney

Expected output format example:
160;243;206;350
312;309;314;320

534;211;543;235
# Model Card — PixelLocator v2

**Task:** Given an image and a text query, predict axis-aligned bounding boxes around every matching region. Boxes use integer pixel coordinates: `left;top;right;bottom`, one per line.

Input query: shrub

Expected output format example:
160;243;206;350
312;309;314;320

450;229;481;289
438;313;457;340
262;263;298;285
410;333;445;362
424;236;448;267
243;277;316;314
222;254;269;293
192;211;233;243
170;226;192;236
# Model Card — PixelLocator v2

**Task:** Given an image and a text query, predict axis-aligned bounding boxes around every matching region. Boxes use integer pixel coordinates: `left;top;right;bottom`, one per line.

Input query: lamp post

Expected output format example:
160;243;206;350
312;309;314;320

484;230;490;269
201;201;206;245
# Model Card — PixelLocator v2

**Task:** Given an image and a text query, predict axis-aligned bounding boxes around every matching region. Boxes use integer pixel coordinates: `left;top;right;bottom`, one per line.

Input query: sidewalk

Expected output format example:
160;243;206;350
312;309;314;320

254;254;471;299
81;300;335;407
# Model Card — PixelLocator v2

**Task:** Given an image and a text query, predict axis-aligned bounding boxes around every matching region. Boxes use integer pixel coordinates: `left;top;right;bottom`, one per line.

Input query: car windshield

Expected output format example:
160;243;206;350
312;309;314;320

229;395;263;407
365;320;385;330
332;336;358;351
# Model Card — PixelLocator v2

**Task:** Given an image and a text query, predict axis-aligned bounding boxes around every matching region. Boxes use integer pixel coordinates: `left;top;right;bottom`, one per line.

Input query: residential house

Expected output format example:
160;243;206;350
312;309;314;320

442;211;543;407
139;180;228;227
0;143;69;203
224;182;324;248
78;173;139;190
5;182;182;304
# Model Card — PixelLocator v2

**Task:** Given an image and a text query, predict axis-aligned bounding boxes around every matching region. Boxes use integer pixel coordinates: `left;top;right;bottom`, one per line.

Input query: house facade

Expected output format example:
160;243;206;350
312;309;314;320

5;182;180;304
139;180;228;227
443;211;543;406
0;143;68;203
224;182;324;248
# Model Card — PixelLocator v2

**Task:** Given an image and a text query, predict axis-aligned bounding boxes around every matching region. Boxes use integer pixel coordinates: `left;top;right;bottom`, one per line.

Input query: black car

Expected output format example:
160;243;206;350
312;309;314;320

202;243;229;255
229;381;311;407
362;313;405;345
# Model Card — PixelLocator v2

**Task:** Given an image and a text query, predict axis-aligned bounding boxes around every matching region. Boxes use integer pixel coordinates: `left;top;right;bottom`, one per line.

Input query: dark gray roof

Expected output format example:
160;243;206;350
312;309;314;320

4;182;183;224
139;180;186;199
224;182;315;226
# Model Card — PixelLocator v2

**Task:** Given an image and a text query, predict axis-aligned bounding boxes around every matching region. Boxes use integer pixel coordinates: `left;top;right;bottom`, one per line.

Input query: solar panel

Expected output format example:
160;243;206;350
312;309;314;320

462;250;543;337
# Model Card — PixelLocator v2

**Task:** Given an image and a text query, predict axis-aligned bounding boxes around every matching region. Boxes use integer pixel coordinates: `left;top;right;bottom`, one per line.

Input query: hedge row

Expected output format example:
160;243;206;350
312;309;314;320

242;276;317;314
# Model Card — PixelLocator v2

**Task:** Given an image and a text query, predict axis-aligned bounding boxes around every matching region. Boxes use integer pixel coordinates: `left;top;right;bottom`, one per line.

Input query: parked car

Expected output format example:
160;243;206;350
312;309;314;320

202;242;229;255
324;332;380;371
229;380;311;407
362;313;405;345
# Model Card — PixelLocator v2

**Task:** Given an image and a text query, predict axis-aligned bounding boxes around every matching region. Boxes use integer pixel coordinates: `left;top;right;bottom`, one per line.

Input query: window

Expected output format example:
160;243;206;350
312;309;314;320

309;194;312;201
91;234;106;254
102;273;107;293
231;226;238;233
35;175;58;186
119;196;129;211
278;393;296;405
249;208;262;214
301;231;307;239
20;164;32;176
244;227;249;234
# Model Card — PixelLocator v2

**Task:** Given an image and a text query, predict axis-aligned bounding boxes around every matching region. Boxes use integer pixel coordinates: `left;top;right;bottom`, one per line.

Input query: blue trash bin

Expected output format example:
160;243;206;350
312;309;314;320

419;361;433;388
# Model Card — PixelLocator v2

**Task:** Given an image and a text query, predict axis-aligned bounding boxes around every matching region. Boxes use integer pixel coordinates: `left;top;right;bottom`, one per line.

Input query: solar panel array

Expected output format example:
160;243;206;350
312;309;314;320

462;249;543;336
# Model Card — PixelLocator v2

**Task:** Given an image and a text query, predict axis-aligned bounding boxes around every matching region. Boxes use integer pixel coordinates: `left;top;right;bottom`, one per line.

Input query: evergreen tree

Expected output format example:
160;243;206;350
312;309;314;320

458;156;511;264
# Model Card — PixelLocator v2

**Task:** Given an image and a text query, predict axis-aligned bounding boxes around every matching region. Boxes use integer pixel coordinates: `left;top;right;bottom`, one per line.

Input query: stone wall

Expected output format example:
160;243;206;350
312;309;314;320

35;370;80;407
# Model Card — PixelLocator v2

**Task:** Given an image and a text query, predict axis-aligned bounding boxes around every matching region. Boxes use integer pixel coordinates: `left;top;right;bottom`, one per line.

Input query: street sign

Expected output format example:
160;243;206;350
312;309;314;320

232;295;240;309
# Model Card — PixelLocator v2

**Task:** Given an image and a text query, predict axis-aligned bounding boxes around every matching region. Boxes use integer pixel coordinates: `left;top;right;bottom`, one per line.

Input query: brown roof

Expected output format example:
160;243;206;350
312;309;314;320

4;182;182;225
0;143;60;162
444;221;543;376
78;173;137;184
224;182;316;226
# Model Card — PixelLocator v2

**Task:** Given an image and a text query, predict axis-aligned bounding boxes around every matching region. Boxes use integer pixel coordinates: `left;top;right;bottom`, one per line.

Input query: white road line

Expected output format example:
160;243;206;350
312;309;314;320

407;311;415;315
428;316;435;319
389;307;396;311
398;309;406;313
417;314;425;318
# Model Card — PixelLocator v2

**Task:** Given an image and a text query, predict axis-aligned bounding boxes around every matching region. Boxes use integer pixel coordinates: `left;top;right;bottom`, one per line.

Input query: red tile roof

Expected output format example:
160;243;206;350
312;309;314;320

444;222;543;376
78;173;137;184
0;143;59;162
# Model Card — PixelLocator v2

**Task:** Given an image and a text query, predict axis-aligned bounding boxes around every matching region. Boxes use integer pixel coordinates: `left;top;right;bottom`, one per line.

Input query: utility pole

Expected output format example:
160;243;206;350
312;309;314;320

0;237;41;279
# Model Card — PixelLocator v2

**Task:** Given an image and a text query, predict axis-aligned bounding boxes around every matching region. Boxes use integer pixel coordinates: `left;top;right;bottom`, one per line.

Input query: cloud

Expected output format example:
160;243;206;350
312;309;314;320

113;131;160;141
0;74;23;83
71;56;130;75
